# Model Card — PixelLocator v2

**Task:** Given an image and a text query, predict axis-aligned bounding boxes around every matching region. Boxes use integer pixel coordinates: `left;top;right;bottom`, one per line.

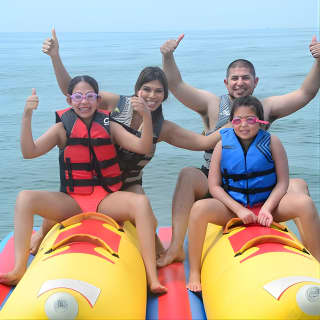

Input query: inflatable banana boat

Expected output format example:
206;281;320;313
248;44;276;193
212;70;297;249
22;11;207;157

1;214;319;319
0;216;205;320
201;218;320;319
0;212;147;319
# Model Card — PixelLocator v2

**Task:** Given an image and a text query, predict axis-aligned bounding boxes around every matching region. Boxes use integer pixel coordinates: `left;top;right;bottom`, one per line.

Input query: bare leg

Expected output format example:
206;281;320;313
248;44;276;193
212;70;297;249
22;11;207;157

0;190;81;285
123;184;165;258
30;219;56;255
29;182;165;257
98;191;167;294
187;199;234;292
157;167;209;267
273;192;320;261
287;178;310;245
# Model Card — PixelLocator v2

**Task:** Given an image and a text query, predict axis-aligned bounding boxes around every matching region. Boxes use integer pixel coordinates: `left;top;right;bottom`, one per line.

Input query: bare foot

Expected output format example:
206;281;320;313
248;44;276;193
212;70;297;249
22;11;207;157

0;269;25;286
186;271;202;292
149;281;168;295
30;229;45;255
157;246;185;267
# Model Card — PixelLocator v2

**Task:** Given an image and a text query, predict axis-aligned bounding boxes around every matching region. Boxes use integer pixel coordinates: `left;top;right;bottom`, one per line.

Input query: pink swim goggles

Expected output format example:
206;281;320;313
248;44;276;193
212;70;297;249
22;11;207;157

231;116;269;125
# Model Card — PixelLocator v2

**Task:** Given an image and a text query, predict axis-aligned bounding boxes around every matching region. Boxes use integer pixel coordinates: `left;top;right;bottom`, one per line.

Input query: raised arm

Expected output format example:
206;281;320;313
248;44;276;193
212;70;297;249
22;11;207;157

42;28;71;96
161;35;219;117
263;36;320;121
21;89;62;159
158;120;232;150
110;95;153;154
42;28;119;110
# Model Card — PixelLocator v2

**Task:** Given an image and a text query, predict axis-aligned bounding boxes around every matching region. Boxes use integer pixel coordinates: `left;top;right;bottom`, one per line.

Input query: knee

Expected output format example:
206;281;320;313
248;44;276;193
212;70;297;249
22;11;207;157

289;178;309;195
176;167;207;195
177;167;197;184
294;194;317;219
189;200;207;223
16;190;36;204
15;190;39;216
132;194;150;211
132;194;157;225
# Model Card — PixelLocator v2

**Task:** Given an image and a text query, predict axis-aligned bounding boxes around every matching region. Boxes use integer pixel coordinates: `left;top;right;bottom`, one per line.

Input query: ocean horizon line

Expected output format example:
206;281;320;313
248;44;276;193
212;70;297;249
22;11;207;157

0;26;317;34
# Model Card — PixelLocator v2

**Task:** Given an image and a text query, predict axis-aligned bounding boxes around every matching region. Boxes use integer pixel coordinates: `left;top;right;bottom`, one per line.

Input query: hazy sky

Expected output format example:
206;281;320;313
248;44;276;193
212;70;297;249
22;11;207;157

1;0;318;32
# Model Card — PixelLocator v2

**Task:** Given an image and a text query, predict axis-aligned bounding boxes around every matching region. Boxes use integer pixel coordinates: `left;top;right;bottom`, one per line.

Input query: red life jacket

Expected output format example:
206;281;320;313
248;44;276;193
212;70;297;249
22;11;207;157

56;107;122;195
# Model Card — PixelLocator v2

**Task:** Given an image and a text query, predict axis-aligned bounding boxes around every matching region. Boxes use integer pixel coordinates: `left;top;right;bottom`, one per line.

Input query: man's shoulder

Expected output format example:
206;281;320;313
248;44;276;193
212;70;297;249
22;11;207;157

207;94;224;112
206;94;230;128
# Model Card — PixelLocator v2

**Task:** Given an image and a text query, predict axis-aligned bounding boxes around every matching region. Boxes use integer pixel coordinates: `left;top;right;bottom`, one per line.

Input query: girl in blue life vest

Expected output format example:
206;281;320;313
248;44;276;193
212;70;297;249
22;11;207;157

186;95;320;292
0;75;167;294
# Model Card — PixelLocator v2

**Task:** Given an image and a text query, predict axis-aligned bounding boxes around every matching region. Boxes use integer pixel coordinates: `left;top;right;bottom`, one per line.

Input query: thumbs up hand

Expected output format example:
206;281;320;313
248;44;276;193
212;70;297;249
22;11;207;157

42;27;59;57
131;91;152;116
160;34;184;57
309;35;320;60
24;88;39;113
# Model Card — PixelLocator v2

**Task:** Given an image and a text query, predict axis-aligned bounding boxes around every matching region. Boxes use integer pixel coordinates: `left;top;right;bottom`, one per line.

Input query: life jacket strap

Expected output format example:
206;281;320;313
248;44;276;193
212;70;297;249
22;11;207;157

222;167;275;182
222;184;275;195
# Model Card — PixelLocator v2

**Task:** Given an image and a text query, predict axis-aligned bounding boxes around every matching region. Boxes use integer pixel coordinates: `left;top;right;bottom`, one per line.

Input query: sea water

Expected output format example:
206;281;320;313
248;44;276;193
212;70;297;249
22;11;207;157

0;28;319;240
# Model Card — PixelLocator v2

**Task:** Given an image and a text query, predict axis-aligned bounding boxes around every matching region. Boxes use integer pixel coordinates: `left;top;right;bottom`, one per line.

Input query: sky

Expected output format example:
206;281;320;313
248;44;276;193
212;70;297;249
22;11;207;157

1;0;319;32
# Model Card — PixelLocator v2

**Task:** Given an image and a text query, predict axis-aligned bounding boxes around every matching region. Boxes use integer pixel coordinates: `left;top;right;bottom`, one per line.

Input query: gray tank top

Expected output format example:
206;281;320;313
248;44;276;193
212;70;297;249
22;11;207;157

202;94;232;170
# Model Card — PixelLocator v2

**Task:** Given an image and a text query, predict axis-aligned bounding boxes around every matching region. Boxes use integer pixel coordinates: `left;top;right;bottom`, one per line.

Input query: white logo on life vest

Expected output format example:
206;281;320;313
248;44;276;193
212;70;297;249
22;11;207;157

103;117;109;126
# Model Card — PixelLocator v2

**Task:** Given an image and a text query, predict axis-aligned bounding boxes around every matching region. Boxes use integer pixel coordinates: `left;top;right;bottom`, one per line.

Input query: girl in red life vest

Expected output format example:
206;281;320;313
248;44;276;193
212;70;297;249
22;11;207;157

0;75;167;295
187;96;320;292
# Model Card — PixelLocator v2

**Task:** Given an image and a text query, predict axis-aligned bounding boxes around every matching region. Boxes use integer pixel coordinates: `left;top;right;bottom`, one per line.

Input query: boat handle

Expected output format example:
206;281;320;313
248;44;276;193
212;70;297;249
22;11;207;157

234;234;309;257
46;234;119;258
223;218;287;234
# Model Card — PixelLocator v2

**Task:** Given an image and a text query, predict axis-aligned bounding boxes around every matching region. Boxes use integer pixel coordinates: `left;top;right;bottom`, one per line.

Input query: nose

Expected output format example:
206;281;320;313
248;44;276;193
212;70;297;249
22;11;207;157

240;118;248;127
236;78;244;86
149;90;156;98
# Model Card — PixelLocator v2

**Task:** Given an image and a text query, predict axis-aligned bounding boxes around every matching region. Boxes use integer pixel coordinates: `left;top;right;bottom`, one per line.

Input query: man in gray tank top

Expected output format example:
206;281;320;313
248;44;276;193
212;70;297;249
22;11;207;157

157;34;320;267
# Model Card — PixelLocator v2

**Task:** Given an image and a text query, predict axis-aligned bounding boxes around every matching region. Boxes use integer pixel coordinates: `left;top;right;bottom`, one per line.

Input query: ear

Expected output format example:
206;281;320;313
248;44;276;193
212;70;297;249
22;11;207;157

254;77;259;88
66;95;72;106
224;78;228;86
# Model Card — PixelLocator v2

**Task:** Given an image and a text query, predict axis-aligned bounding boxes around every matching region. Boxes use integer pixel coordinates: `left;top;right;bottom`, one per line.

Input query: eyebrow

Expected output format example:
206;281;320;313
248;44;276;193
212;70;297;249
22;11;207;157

230;75;251;78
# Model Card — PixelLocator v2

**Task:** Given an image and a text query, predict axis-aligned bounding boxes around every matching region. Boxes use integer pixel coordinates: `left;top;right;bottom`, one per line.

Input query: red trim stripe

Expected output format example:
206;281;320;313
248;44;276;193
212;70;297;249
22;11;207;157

157;227;192;320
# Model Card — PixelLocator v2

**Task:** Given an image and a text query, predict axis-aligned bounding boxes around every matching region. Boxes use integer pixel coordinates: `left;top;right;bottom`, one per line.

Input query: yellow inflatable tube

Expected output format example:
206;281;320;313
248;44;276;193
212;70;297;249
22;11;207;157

201;219;320;319
0;212;147;319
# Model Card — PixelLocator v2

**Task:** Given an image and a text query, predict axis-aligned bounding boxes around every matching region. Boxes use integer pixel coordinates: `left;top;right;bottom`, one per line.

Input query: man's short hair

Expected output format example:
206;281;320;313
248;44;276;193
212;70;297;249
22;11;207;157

226;59;256;78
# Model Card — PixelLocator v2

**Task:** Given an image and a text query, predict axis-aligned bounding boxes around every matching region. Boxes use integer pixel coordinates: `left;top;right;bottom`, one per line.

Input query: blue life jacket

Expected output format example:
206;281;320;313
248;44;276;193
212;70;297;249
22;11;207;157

220;128;276;206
